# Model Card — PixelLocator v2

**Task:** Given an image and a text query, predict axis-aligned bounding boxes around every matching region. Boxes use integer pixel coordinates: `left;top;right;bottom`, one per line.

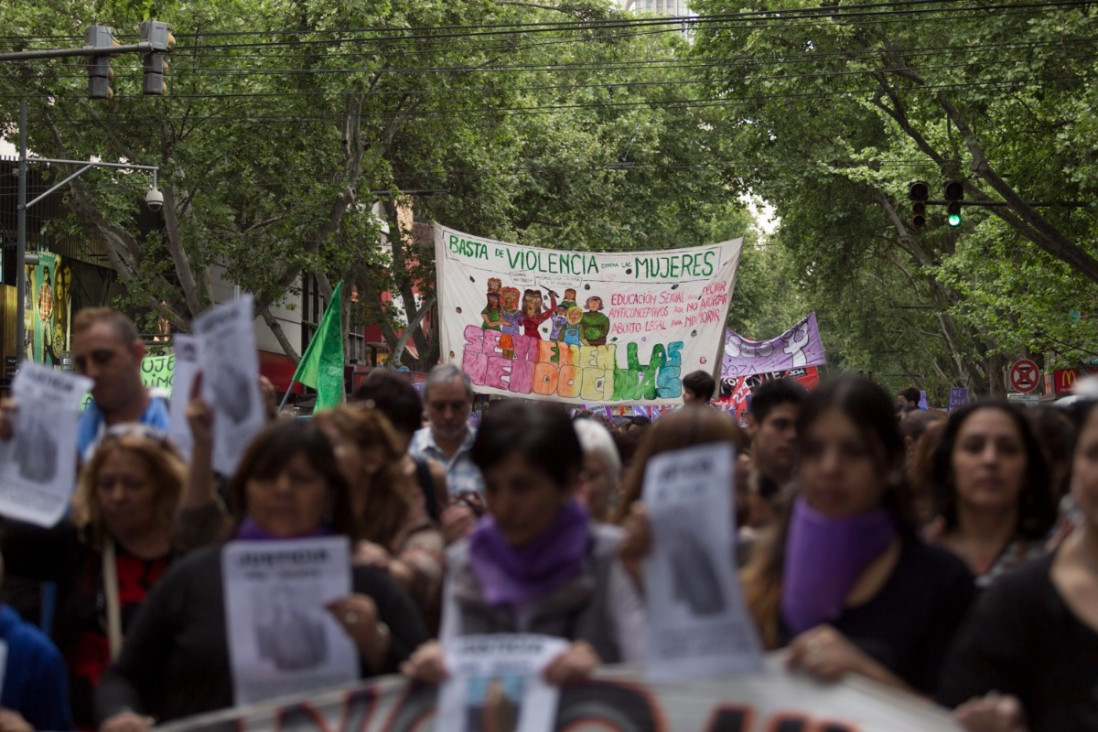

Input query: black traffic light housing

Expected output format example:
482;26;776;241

908;180;929;228
85;24;118;100
944;181;964;227
140;20;175;96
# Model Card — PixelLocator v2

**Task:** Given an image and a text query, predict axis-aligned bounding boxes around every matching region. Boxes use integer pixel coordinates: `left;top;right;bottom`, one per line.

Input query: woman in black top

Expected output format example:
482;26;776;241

619;376;974;695
940;398;1098;731
95;418;428;730
737;376;974;695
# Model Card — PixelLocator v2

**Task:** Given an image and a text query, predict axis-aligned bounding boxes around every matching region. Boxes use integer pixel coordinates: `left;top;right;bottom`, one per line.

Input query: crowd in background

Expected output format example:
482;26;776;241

0;307;1094;731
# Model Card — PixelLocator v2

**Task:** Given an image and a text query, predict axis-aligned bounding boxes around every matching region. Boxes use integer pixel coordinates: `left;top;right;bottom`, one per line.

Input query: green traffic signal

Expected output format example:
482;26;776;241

944;181;964;227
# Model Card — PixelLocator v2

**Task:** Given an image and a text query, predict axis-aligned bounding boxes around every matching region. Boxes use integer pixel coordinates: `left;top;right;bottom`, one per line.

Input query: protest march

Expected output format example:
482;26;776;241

0;225;1090;732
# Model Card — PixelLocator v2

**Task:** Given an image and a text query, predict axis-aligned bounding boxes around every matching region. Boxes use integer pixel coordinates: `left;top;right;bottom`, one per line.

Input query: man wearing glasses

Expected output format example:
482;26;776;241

410;364;485;542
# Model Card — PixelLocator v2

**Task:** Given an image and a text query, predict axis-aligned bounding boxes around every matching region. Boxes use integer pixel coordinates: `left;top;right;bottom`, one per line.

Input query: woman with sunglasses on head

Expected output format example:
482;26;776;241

95;418;428;730
0;425;186;730
314;405;447;632
939;398;1098;731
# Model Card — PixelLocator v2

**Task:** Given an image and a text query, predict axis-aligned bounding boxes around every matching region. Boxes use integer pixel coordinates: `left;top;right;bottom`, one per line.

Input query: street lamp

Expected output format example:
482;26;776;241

14;100;159;365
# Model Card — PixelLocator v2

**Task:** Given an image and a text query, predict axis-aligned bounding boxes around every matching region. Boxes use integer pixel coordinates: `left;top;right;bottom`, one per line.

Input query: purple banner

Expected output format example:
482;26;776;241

948;387;969;412
722;313;827;379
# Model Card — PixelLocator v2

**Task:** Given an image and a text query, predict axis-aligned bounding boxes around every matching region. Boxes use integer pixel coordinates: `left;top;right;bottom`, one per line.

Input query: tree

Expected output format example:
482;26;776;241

1;0;753;371
688;0;1098;396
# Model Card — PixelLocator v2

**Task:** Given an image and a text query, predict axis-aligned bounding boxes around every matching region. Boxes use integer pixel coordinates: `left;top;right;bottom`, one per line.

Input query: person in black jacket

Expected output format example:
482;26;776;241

940;398;1098;731
95;418;428;731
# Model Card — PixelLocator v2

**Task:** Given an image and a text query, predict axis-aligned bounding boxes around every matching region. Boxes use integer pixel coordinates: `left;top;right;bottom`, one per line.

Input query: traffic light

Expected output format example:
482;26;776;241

945;181;964;227
85;24;118;100
140;20;175;96
908;180;929;228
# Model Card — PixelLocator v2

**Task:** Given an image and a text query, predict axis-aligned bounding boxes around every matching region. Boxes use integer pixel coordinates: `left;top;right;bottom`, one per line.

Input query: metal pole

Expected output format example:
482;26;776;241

15;100;27;366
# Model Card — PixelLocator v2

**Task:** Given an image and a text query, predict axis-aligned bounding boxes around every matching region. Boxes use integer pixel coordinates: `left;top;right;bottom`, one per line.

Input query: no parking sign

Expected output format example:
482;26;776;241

1009;359;1040;394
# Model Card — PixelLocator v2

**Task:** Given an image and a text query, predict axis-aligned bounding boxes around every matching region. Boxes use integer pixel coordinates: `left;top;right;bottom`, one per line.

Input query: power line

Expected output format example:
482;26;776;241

0;0;1084;51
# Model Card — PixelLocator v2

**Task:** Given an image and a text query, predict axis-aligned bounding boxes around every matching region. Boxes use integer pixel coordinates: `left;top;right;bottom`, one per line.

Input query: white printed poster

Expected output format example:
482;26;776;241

167;334;199;462
192;295;266;475
0;363;91;526
642;443;764;681
438;634;568;732
222;537;358;706
435;225;743;406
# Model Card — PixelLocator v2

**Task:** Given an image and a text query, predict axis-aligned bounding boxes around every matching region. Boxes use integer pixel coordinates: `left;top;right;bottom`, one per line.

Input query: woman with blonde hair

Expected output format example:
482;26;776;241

1;424;186;729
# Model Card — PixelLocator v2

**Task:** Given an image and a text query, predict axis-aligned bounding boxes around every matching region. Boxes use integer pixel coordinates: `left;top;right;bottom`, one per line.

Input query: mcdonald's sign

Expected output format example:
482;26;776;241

1054;368;1080;394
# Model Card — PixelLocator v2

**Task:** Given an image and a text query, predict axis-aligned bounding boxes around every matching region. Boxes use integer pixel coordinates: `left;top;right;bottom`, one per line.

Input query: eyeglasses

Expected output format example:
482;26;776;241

88;423;179;461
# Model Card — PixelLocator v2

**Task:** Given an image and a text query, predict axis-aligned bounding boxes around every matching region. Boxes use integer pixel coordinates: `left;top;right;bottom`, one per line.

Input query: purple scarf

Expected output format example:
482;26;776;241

234;517;333;541
780;496;897;635
468;500;590;606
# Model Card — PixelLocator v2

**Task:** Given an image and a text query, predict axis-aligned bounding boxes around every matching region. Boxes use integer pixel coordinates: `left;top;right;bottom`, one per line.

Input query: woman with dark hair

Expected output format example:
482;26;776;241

624;376;973;695
95;419;428;730
402;400;644;686
939;398;1098;731
925;401;1057;587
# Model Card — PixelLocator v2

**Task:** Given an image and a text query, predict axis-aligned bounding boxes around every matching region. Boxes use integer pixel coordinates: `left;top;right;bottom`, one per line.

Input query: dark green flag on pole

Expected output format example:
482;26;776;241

289;280;345;411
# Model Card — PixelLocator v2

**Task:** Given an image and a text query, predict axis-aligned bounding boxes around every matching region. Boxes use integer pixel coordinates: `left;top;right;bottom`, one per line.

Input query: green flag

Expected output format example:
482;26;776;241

291;280;345;411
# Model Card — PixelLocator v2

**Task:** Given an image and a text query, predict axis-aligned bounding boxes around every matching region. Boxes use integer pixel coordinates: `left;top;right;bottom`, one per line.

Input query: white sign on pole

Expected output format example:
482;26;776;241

0;362;91;526
222;537;359;706
641;443;764;681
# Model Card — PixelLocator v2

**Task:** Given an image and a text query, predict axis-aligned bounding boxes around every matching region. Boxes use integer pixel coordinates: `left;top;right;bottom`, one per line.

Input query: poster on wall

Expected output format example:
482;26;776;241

435;226;743;406
23;251;74;366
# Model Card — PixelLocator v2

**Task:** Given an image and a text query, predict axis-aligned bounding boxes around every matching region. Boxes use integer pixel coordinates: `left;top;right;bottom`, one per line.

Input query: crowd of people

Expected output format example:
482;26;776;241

0;307;1094;731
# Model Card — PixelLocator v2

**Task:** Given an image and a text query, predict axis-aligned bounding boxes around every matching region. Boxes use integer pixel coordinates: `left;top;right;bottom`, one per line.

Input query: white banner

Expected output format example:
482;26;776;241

435;226;743;406
155;655;959;732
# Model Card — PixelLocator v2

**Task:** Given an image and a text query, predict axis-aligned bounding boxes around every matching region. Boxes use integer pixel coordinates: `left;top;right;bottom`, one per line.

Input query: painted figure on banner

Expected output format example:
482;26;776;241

560;288;578;311
562;307;583;347
580;297;611;346
481;292;502;332
499;288;522;360
520;289;556;339
548;306;569;342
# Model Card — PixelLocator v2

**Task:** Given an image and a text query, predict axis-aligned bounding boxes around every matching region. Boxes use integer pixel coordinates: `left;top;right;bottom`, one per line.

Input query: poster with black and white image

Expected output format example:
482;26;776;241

222;537;359;706
167;334;199;461
438;635;568;732
0;362;91;526
192;295;265;475
641;443;764;681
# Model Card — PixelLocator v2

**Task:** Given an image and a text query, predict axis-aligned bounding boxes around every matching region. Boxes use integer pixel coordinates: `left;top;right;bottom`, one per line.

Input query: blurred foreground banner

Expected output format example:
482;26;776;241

156;655;958;732
435;226;743;406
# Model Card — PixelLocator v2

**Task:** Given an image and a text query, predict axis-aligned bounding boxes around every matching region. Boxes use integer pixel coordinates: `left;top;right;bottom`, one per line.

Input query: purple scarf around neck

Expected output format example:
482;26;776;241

780;496;897;635
234;517;333;541
468;500;590;606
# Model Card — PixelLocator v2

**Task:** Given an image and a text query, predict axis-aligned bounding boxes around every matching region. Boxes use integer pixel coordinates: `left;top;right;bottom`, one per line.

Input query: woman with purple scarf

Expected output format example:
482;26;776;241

402;400;645;686
94;419;428;730
739;375;976;696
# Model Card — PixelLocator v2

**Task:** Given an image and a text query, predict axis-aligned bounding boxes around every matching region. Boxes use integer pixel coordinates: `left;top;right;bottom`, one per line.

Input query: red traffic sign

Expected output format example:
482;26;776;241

1009;359;1040;394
